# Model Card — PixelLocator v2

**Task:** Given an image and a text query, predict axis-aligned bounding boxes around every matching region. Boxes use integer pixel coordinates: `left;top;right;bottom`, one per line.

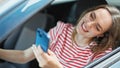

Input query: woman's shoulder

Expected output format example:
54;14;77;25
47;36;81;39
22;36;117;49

56;21;73;27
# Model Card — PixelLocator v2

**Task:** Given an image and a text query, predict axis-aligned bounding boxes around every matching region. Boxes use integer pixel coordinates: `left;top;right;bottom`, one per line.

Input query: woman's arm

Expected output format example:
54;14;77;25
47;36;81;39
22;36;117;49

0;47;35;64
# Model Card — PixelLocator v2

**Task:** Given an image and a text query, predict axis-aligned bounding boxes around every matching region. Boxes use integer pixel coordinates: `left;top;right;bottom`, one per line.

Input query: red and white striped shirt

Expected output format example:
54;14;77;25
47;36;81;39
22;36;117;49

48;21;112;68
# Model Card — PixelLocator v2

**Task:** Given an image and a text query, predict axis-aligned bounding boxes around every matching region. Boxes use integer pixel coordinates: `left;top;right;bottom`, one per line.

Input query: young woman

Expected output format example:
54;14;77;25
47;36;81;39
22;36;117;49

0;5;120;68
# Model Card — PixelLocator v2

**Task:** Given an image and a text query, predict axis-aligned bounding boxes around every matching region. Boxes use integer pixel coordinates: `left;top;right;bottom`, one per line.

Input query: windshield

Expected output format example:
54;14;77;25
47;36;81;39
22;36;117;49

0;0;23;17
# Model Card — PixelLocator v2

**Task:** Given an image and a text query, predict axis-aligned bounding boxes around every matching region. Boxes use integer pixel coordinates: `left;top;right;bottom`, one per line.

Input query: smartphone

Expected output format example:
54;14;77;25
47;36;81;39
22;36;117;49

35;28;49;52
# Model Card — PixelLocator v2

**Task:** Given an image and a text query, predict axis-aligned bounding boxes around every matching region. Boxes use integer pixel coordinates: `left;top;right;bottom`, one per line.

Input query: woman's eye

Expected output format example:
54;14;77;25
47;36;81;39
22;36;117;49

96;25;100;31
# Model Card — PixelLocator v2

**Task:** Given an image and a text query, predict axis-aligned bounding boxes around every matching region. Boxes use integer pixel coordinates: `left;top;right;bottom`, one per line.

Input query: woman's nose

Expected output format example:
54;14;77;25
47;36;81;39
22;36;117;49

86;21;96;29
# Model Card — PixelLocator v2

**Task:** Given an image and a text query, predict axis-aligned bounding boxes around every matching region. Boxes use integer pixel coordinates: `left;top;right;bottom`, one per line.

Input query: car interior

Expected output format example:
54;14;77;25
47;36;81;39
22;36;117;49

0;0;120;68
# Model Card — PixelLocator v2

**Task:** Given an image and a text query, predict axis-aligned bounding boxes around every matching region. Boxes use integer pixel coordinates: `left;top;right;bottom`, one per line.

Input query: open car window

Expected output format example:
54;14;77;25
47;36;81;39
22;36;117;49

109;60;120;68
0;0;53;43
84;46;120;68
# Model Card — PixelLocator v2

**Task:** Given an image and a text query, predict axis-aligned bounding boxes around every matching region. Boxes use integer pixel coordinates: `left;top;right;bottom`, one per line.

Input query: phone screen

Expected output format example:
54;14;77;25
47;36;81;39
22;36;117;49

35;28;49;52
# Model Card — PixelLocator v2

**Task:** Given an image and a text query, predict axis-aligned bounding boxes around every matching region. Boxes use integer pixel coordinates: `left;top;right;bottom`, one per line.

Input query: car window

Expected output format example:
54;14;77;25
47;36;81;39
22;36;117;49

0;0;53;43
109;60;120;68
85;46;120;68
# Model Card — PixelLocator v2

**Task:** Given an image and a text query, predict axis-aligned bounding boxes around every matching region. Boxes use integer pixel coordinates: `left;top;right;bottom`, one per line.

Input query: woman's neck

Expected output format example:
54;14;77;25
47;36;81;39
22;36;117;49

74;34;91;47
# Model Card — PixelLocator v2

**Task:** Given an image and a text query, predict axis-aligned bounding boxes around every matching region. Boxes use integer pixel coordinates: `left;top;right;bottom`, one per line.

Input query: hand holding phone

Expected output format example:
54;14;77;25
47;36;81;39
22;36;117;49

35;28;49;52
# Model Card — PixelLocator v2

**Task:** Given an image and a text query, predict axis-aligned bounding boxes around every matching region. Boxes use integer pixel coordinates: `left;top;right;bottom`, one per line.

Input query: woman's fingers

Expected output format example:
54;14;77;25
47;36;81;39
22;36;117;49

37;46;49;60
32;44;41;63
37;45;44;53
48;49;55;55
32;44;46;67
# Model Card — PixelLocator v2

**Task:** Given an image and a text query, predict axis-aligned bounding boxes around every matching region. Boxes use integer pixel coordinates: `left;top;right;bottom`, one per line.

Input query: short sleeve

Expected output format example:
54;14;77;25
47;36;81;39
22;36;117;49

48;21;66;42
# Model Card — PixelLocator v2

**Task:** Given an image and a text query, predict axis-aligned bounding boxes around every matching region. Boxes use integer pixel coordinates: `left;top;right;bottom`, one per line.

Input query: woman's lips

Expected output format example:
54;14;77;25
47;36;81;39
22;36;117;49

81;21;88;32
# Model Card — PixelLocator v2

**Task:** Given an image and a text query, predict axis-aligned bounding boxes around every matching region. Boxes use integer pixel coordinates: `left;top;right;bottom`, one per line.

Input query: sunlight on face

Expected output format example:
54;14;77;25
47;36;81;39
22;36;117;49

76;8;112;38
